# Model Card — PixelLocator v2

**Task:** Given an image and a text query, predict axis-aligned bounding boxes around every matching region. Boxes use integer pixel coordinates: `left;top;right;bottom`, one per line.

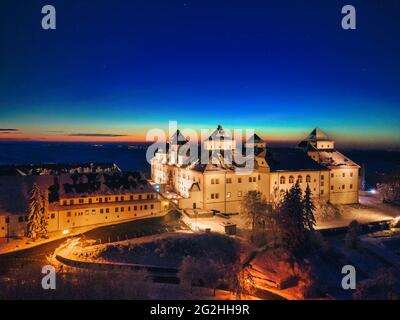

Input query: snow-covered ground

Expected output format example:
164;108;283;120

317;192;399;229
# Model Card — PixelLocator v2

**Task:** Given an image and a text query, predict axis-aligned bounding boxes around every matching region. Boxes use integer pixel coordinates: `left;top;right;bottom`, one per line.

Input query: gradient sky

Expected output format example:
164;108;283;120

1;0;400;148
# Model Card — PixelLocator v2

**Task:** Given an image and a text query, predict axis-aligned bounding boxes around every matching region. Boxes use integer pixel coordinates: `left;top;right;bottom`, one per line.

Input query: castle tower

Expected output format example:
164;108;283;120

298;127;335;150
168;129;187;165
246;133;266;156
203;125;236;151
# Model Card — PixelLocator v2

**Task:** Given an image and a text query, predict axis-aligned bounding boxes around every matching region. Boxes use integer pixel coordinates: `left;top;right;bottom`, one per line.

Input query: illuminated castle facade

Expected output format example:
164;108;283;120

0;164;168;238
151;126;360;214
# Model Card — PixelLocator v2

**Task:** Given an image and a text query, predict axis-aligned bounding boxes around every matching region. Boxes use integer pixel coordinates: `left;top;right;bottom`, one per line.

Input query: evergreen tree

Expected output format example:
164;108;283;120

276;181;306;252
26;183;43;239
303;184;316;231
39;191;49;237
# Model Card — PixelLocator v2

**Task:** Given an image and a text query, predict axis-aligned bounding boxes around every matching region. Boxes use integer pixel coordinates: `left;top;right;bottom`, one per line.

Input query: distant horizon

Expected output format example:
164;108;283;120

1;137;400;152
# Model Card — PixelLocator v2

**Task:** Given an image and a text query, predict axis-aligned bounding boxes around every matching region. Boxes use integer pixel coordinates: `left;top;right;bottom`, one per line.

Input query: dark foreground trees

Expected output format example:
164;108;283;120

273;182;317;255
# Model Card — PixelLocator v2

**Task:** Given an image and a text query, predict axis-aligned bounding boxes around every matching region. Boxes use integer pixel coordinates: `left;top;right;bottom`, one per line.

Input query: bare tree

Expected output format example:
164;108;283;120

241;191;269;240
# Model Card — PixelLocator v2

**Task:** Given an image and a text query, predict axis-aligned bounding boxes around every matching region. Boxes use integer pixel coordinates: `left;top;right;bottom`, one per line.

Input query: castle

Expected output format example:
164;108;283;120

151;126;360;214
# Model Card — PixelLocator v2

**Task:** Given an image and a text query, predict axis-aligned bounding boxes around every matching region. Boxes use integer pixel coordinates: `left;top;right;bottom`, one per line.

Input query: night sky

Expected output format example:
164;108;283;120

1;0;399;148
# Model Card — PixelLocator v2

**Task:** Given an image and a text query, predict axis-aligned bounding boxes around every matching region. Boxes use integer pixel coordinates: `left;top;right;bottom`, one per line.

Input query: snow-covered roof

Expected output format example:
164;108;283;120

316;150;359;168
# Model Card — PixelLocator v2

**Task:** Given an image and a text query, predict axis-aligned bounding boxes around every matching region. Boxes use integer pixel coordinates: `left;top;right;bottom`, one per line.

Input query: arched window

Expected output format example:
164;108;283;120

289;176;294;184
297;175;303;183
306;175;311;183
280;176;285;184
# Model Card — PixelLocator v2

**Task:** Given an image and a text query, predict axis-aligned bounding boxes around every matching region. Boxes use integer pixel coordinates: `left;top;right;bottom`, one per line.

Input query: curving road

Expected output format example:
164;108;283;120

0;211;186;275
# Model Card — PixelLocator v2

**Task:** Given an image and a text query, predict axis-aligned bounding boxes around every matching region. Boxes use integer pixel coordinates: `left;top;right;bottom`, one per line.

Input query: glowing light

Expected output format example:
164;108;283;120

392;216;400;228
369;189;377;194
62;229;70;235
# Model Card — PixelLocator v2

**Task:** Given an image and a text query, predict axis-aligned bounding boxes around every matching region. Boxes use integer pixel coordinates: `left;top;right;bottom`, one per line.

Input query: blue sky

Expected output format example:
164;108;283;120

0;0;399;148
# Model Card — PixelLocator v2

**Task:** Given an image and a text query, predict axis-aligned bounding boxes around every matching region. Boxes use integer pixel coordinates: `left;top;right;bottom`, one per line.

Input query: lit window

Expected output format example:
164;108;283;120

297;175;303;183
280;176;285;184
226;192;231;198
289;176;294;184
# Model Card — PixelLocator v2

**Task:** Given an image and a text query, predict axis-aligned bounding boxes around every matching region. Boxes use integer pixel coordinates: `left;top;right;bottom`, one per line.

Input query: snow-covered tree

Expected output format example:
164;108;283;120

39;191;49;238
302;184;316;231
26;183;48;239
26;183;42;239
241;190;269;238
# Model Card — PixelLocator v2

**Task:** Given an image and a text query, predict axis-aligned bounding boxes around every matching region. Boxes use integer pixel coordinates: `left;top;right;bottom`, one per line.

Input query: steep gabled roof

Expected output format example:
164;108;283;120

169;130;187;145
207;125;233;141
189;182;201;192
247;133;265;143
306;128;330;141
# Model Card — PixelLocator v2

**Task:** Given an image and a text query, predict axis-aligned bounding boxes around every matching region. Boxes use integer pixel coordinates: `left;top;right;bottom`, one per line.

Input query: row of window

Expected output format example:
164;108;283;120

213;176;260;185
210;191;244;200
280;175;318;184
62;193;156;206
331;184;353;190
65;212;154;224
65;204;155;217
331;172;354;178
